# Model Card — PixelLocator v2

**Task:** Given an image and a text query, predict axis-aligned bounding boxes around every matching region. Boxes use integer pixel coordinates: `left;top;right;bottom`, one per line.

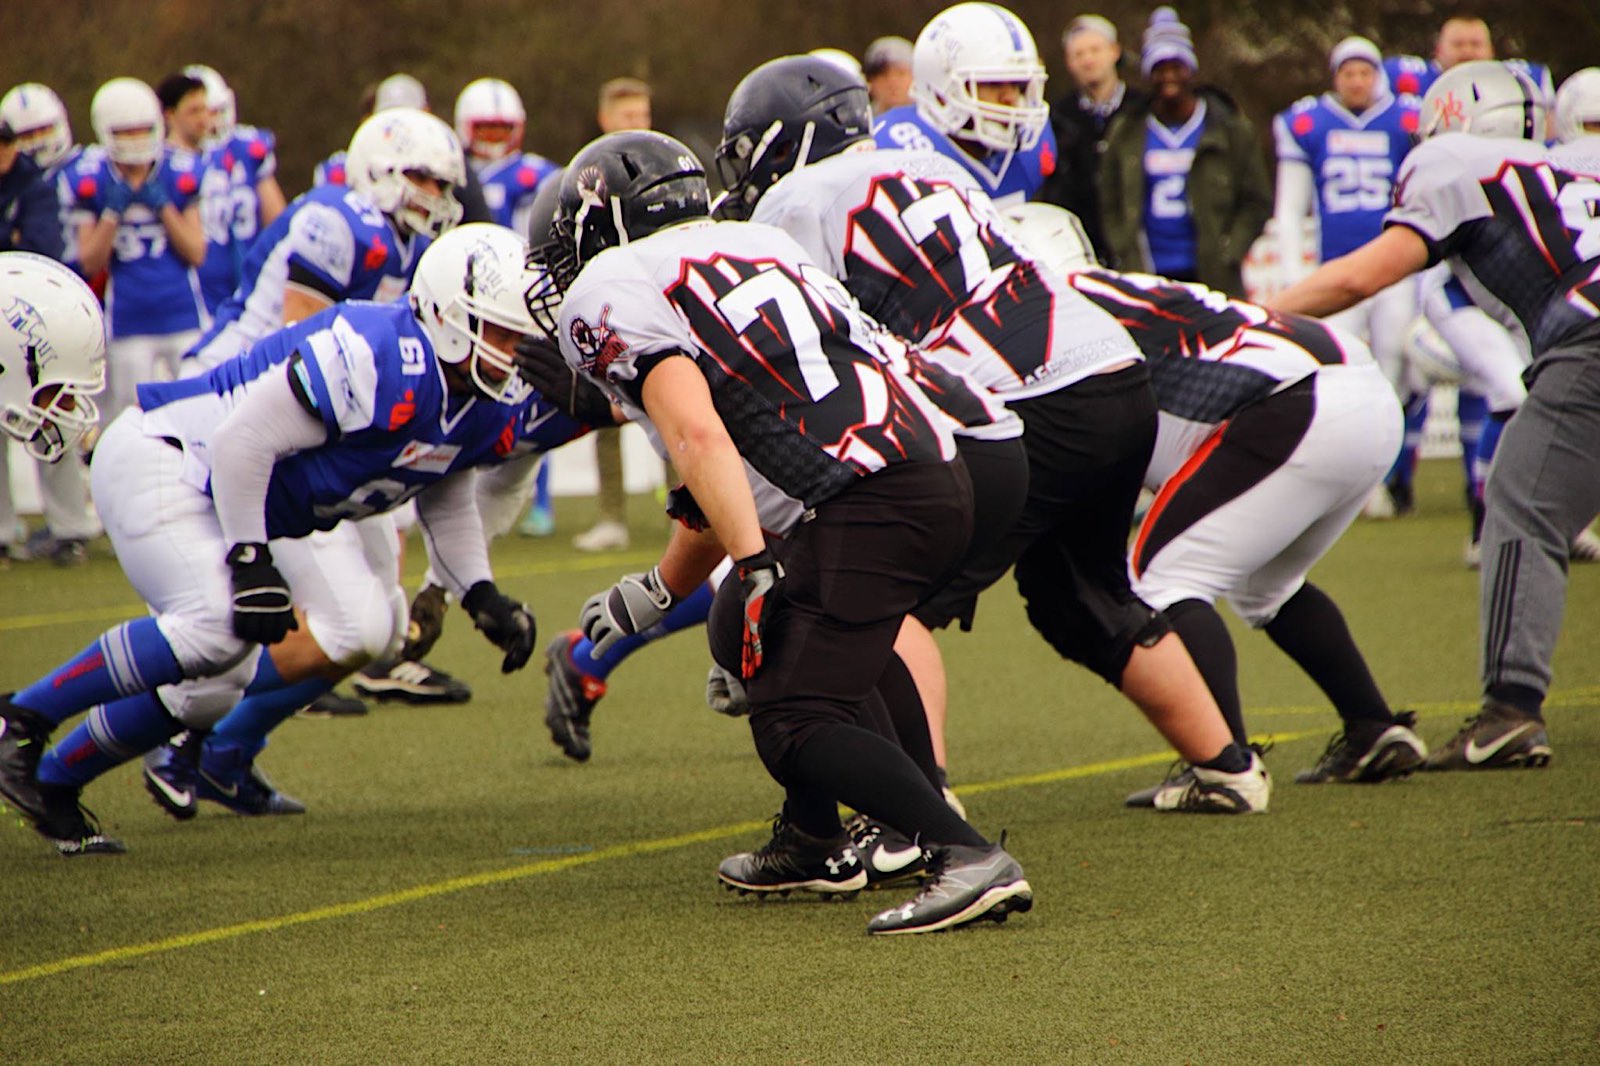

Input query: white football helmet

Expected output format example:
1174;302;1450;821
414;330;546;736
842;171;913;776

1420;61;1547;142
409;223;542;402
183;64;237;143
90;77;164;166
911;2;1049;155
1000;203;1098;277
455;78;526;163
0;83;72;169
0;252;106;462
1554;68;1600;145
345;108;465;238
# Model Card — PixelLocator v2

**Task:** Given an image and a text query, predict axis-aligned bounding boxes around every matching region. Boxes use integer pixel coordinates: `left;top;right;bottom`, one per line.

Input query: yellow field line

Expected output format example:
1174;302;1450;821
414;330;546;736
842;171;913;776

0;551;661;633
1;687;1594;986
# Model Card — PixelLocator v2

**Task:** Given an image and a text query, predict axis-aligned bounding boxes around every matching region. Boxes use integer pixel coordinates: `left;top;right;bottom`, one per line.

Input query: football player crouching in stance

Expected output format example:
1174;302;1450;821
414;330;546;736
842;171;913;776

520;130;1031;935
1005;202;1428;793
0;225;543;856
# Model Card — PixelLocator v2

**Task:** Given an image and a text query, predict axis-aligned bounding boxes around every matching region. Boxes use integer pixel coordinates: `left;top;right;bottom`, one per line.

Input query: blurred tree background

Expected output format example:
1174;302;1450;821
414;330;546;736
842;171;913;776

4;0;1597;196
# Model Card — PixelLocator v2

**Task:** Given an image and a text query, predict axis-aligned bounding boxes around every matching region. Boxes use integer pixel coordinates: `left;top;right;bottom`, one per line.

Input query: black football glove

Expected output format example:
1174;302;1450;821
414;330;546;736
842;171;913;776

513;336;615;427
734;549;784;681
225;542;298;645
400;583;450;661
664;484;710;533
461;581;537;673
579;566;680;657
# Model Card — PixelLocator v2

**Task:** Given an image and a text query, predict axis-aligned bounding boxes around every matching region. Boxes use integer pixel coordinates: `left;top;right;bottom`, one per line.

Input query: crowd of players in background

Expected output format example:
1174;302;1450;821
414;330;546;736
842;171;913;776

1;4;1598;936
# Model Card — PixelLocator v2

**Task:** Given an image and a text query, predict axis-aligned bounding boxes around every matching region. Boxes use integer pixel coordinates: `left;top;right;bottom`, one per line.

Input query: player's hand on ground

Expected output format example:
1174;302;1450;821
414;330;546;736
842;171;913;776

225;542;298;645
461;581;536;673
579;566;678;656
401;583;450;661
734;550;784;681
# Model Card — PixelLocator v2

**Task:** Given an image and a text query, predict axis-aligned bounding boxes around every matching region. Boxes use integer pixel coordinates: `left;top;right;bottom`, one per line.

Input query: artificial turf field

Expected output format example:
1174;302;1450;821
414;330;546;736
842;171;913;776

2;458;1597;1064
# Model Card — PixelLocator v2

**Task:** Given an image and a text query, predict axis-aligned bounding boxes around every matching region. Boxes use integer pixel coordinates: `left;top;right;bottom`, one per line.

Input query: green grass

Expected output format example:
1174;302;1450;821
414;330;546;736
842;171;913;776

2;461;1599;1064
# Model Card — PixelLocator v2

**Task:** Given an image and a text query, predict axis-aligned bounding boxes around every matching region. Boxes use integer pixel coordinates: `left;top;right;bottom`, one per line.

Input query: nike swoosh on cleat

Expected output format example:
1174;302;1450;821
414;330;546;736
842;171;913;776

871;844;923;873
199;771;240;799
146;772;193;808
1465;724;1536;764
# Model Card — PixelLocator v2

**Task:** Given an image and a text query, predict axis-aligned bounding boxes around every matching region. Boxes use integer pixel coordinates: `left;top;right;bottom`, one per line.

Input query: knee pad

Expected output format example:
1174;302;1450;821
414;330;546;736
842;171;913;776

155;650;258;729
305;587;404;668
155;612;253;678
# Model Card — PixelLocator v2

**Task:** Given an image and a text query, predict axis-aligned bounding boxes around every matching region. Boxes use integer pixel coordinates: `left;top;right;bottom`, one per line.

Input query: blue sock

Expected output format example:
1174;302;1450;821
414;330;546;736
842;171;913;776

14;618;185;726
1389;392;1429;487
570;580;716;680
1472;412;1507;504
534;459;552;513
1456;390;1488;492
37;692;181;788
212;672;331;755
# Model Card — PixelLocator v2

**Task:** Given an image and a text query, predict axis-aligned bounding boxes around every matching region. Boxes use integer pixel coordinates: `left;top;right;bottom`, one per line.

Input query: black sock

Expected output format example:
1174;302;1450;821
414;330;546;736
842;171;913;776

1265;584;1391;725
791;723;987;848
876;653;943;793
1197;742;1251;774
1487;683;1545;720
1166;599;1248;746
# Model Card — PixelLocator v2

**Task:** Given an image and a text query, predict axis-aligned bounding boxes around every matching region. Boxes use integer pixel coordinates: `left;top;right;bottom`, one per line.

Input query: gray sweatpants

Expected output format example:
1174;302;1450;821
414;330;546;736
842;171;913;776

1479;348;1600;697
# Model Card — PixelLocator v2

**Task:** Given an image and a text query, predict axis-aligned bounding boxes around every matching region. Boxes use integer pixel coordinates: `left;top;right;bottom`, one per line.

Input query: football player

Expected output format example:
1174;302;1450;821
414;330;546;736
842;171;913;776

0;226;543;856
0;83;100;566
1553;68;1600;152
70;77;208;429
1007;202;1427;790
872;2;1056;208
454;78;559;237
1270;62;1595;772
183;64;288;315
526;129;1032;934
717;55;1265;814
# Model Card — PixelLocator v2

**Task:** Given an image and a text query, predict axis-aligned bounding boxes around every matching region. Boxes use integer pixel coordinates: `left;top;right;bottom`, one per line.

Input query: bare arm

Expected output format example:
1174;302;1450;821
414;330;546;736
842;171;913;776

256;176;287;226
1265;226;1431;318
282;286;334;327
638;355;765;561
657;524;729;598
164;202;208;267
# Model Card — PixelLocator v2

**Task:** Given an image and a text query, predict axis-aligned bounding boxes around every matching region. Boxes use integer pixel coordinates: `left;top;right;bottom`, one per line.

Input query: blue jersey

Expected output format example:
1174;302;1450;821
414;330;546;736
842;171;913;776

872;105;1057;208
46;146;86;273
474;152;558;235
69;146;207;338
313;151;347;188
196;125;280;313
1384;55;1555;110
1274;92;1420;260
138;301;532;539
1142;102;1206;278
189;183;426;369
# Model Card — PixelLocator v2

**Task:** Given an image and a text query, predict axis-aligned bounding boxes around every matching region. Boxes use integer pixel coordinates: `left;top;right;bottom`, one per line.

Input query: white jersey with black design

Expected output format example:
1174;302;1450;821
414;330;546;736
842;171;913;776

1384;134;1600;356
752;146;1141;401
556;218;958;535
1065;268;1370;486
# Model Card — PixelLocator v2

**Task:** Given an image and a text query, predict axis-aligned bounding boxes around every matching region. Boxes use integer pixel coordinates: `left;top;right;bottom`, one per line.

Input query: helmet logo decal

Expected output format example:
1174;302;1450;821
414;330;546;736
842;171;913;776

568;304;629;377
3;296;50;384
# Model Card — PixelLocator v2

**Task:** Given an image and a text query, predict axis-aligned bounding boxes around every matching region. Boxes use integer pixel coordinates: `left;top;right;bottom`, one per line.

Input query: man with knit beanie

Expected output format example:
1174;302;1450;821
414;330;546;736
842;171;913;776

1098;7;1270;296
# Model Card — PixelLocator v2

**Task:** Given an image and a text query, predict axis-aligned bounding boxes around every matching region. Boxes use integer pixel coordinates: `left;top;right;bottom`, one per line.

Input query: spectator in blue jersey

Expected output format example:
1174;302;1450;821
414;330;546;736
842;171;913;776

184;64;287;315
0;84;100;567
71;77;207;430
1039;14;1146;261
872;2;1057;209
1098;7;1270;297
1386;16;1555;110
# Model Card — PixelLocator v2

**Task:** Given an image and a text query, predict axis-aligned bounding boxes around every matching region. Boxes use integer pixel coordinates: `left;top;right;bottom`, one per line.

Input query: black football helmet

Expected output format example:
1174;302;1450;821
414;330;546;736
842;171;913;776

714;55;873;220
